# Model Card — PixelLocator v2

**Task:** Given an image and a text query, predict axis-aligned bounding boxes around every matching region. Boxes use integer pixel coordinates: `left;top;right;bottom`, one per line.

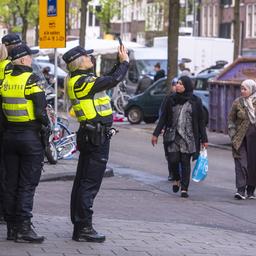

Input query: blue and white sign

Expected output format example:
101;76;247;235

47;0;57;17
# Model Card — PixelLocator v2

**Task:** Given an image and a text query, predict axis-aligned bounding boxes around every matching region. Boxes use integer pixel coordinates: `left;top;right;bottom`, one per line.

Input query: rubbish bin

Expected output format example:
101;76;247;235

209;57;256;134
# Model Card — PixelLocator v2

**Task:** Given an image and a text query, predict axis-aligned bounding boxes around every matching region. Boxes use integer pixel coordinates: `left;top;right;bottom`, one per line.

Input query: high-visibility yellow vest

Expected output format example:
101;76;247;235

67;74;112;122
0;59;11;85
1;72;41;122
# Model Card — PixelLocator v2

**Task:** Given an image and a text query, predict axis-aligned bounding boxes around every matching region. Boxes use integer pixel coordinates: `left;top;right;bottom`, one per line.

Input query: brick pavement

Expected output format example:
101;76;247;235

0;215;256;256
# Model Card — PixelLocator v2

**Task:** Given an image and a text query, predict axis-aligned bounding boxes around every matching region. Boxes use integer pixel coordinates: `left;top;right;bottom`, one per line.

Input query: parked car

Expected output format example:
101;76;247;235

34;60;67;88
124;77;211;125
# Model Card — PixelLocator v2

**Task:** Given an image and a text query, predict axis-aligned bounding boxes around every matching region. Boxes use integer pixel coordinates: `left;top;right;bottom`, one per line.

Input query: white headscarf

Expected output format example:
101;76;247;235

242;79;256;124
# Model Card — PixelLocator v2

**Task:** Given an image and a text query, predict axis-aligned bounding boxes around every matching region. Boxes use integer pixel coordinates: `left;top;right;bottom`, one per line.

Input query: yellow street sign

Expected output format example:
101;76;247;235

39;0;66;48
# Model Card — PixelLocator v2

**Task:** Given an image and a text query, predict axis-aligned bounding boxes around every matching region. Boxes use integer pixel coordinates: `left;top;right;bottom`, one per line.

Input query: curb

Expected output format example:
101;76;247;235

41;166;114;182
208;143;231;151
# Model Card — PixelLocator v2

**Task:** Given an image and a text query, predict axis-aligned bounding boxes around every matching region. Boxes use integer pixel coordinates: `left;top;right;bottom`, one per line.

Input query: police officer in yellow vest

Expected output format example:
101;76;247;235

62;45;129;242
0;34;22;222
0;43;12;223
0;44;49;243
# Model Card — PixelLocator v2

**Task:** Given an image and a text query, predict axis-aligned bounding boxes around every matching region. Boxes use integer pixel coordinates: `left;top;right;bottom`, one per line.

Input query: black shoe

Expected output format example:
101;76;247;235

172;185;180;193
0;215;5;224
7;222;16;240
15;220;44;243
72;225;105;243
181;191;189;198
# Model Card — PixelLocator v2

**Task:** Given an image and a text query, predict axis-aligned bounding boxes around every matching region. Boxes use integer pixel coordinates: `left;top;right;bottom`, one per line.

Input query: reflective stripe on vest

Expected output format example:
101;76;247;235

1;72;36;122
67;74;112;122
0;59;11;85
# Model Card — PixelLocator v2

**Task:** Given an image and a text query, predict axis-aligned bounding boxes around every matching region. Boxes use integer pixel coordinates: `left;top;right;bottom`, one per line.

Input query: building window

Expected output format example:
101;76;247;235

146;2;164;31
246;4;254;38
219;23;231;38
203;6;207;36
213;5;218;37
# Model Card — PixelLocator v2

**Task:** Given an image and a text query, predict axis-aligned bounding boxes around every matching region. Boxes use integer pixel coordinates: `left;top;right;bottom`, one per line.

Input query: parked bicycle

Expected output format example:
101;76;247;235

45;104;77;164
112;81;131;114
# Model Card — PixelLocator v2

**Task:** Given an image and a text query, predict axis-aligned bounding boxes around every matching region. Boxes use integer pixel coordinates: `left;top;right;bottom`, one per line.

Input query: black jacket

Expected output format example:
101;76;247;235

154;69;165;82
153;94;208;160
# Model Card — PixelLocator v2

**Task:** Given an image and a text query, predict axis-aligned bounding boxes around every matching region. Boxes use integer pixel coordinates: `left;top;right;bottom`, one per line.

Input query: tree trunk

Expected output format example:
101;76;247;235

35;17;39;46
66;0;71;35
79;0;89;48
233;0;240;60
22;17;28;42
167;0;180;86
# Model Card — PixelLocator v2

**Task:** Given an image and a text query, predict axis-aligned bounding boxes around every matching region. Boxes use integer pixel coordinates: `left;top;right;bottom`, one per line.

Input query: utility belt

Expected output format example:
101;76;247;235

78;121;116;148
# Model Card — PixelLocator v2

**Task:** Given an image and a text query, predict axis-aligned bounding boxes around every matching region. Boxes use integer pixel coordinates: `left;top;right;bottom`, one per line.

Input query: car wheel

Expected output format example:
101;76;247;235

143;117;158;124
127;107;143;124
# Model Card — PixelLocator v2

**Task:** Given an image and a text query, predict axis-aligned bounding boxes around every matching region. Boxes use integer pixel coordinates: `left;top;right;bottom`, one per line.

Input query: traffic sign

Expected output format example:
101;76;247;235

39;0;66;48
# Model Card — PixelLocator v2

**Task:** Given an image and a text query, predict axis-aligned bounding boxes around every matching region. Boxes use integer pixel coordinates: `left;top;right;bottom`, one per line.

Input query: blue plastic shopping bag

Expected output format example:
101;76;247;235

192;148;208;182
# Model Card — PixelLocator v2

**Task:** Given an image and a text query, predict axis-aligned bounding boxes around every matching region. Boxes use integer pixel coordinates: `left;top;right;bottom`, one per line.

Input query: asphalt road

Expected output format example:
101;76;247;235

35;122;256;237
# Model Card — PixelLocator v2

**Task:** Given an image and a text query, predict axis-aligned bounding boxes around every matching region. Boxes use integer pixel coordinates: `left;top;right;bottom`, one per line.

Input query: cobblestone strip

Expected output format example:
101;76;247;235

0;215;256;256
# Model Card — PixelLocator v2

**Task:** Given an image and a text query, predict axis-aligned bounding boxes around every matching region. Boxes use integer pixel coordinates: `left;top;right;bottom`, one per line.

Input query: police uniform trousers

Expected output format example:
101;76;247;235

0;132;4;217
3;129;44;223
71;127;110;227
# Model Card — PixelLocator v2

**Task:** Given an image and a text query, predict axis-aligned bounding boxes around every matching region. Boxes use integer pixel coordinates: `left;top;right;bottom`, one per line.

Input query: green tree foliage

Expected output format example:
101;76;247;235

0;0;38;42
95;0;120;34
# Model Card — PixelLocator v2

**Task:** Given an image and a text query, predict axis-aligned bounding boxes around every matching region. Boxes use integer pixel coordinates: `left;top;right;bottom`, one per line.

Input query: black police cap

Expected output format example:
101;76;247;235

2;33;22;46
9;44;36;60
62;46;94;64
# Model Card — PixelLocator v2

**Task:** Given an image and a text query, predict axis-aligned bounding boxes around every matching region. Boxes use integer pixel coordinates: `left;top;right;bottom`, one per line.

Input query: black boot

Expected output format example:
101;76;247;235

7;222;16;240
0;215;5;224
72;224;105;243
15;220;44;243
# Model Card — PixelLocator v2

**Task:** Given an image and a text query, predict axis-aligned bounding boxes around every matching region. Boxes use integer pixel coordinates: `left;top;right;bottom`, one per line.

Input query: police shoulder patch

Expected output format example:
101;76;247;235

84;75;96;83
27;73;41;85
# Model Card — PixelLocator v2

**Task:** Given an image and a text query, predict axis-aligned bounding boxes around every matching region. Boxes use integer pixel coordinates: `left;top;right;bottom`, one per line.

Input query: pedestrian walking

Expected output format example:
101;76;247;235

151;76;208;198
228;79;256;200
152;77;178;181
154;62;165;82
62;45;129;242
0;44;50;243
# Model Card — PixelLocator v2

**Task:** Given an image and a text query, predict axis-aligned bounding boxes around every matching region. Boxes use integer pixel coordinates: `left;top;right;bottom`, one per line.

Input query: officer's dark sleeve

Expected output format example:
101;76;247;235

90;61;129;94
25;74;50;126
5;62;13;75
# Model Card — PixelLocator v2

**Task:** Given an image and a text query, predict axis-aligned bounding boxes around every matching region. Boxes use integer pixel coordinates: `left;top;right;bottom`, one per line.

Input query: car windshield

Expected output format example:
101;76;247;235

137;60;167;76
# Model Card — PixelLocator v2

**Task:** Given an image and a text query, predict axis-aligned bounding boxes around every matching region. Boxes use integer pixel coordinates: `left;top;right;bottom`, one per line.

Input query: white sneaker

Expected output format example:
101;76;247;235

234;192;246;200
247;194;256;199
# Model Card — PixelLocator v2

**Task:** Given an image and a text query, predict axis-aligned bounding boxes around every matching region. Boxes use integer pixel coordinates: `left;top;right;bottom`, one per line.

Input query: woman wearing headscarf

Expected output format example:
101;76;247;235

152;76;208;198
228;79;256;200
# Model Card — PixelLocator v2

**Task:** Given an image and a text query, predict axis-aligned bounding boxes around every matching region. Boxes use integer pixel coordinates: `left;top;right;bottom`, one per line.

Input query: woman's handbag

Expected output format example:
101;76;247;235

163;127;175;143
192;148;208;182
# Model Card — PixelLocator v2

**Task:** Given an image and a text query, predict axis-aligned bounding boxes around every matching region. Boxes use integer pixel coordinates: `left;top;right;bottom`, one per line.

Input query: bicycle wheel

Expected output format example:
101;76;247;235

55;134;77;160
114;94;131;114
45;142;58;164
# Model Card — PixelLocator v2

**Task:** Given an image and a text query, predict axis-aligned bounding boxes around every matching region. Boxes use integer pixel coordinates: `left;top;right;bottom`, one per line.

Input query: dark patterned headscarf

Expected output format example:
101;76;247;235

173;76;194;105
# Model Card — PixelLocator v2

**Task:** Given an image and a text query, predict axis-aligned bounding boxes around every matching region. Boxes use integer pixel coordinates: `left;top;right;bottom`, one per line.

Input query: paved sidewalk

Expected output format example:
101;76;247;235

1;214;256;256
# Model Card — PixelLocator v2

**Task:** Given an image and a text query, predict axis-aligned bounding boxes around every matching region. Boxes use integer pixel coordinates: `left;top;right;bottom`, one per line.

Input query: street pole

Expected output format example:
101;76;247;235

54;48;58;126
